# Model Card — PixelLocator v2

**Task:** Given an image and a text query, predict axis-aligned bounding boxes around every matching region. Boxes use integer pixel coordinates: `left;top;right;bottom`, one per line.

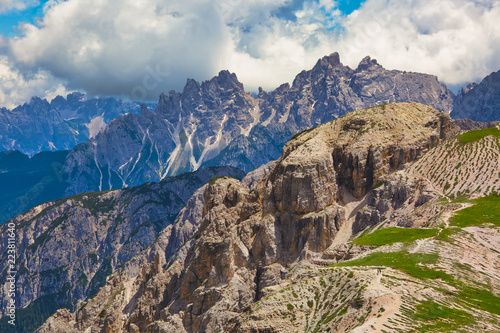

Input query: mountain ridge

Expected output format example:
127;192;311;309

0;166;246;332
59;53;456;197
0;93;150;156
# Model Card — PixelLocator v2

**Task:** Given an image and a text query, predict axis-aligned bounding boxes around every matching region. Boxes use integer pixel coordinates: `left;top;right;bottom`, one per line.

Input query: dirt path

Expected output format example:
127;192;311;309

351;271;402;333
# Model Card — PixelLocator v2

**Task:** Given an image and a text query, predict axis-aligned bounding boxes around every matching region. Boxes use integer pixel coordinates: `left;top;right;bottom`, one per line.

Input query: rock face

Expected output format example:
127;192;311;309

34;103;462;333
60;53;455;195
0;93;146;156
451;70;500;122
0;166;244;330
454;118;499;131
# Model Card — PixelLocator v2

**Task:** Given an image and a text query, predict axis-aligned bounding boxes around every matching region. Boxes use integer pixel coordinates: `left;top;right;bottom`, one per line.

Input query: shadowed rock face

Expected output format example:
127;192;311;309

451;70;500;122
60;53;456;196
34;103;461;333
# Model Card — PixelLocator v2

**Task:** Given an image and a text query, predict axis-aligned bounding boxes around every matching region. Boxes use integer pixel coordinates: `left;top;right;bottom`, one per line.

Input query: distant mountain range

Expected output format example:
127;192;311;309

59;53;457;195
0;53;498;225
1;55;498;161
0;93;154;156
451;69;500;122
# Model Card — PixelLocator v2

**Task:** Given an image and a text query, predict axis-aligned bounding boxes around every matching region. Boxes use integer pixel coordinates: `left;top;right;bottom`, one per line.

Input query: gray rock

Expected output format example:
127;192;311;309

0;166;244;324
451;70;500;122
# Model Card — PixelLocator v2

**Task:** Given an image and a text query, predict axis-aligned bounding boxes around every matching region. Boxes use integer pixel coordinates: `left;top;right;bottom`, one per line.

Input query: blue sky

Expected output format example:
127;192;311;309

0;1;48;36
337;0;365;14
0;0;499;109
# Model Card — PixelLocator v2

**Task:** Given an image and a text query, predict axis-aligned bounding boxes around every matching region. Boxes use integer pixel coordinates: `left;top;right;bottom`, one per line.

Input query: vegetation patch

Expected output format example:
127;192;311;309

457;286;500;315
459;127;500;144
435;228;460;243
353;227;439;246
450;194;500;227
208;176;237;185
290;127;315;140
371;180;386;189
333;251;453;282
411;301;472;332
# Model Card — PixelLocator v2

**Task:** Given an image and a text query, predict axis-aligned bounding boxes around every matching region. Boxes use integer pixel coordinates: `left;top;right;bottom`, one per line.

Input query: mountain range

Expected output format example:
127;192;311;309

0;93;150;157
4;102;499;332
58;53;456;193
0;166;245;332
1;53;499;225
0;52;500;332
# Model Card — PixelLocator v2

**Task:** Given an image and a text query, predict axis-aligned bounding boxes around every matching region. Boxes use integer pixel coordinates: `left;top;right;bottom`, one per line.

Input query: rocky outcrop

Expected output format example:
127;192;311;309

35;103;461;333
454;118;498;131
451;70;500;122
0;166;244;330
146;104;458;332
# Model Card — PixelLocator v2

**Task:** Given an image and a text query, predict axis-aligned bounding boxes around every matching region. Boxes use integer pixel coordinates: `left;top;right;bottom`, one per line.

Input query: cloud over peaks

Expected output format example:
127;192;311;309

2;0;500;107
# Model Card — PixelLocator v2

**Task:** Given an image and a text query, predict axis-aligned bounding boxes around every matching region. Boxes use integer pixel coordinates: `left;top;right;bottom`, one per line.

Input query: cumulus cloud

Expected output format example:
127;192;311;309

336;0;500;85
3;0;500;107
226;0;500;90
9;0;232;101
0;0;37;14
0;55;68;109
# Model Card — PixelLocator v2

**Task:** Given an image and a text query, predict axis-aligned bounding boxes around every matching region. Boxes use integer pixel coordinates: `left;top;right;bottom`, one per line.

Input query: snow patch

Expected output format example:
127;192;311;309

192;114;228;170
279;105;291;124
86;116;107;139
240;105;261;137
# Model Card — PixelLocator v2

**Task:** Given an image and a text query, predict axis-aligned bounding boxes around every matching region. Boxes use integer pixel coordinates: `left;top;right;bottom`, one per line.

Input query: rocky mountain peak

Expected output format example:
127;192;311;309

66;92;86;106
357;55;380;71
182;78;202;96
451;69;500;122
204;70;244;92
27;97;50;112
140;104;150;114
314;52;342;69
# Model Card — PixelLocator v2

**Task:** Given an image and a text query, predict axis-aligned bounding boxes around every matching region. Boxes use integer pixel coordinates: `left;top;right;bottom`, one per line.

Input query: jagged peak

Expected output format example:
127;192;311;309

311;52;342;71
66;91;86;103
140;104;150;114
182;78;202;94
27;96;50;108
356;56;380;71
205;70;244;91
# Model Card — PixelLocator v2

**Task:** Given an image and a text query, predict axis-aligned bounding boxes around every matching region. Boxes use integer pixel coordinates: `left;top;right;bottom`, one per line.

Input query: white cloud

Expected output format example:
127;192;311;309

336;0;500;85
0;55;68;109
9;0;232;101
0;0;37;14
3;0;500;108
226;0;500;90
